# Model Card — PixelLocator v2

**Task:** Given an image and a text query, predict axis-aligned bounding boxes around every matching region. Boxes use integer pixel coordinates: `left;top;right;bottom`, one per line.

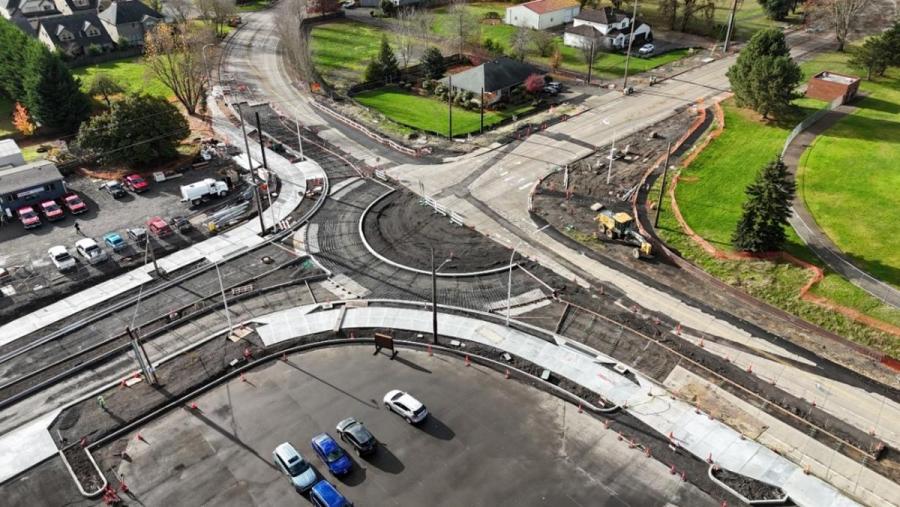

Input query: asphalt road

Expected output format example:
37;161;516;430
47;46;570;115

96;347;718;507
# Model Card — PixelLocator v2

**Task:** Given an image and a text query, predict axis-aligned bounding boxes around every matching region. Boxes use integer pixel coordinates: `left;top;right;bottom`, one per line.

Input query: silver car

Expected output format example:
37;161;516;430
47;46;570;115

273;442;317;493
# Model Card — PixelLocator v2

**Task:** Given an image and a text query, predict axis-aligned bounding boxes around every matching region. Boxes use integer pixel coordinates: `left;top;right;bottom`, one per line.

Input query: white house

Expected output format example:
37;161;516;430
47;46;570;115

563;7;652;50
505;0;580;31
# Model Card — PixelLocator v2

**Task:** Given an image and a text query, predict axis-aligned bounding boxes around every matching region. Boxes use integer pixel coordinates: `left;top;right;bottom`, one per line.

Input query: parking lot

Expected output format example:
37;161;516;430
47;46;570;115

0;162;242;292
92;347;717;507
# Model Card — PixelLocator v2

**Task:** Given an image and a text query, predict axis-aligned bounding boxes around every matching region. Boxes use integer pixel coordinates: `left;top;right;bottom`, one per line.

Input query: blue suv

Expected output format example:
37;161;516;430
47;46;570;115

309;480;352;507
311;433;352;476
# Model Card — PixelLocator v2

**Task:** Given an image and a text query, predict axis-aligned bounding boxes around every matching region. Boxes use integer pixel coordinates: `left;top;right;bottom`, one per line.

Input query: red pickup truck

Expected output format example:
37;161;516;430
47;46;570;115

18;206;41;229
63;192;88;214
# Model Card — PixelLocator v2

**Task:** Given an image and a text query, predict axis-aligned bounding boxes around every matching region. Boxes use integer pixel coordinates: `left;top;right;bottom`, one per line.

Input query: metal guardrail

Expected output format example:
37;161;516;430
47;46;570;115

309;99;423;157
781;95;844;157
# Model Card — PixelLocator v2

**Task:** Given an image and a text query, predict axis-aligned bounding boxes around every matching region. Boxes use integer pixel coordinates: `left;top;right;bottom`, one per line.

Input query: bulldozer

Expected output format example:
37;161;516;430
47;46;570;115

594;209;653;259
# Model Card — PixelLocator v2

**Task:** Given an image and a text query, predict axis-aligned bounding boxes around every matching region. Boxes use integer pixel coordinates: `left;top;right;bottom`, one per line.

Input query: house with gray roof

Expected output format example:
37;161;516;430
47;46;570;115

52;0;97;15
37;11;113;57
440;57;540;105
98;0;162;46
0;160;67;218
0;0;59;20
563;7;652;50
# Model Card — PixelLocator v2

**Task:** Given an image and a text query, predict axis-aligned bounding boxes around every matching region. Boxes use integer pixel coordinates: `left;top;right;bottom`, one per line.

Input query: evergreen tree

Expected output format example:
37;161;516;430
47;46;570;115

75;94;189;166
0;18;32;102
757;0;794;21
726;28;800;119
421;47;445;80
732;158;796;253
375;35;399;82
23;46;90;132
88;73;125;108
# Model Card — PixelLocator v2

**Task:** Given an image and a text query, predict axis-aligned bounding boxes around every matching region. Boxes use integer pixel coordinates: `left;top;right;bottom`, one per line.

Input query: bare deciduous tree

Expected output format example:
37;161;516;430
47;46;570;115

448;0;480;56
509;25;531;60
579;37;601;66
275;0;314;81
144;23;213;115
531;28;556;57
197;0;237;37
396;8;418;68
808;0;875;51
166;0;195;23
410;8;434;45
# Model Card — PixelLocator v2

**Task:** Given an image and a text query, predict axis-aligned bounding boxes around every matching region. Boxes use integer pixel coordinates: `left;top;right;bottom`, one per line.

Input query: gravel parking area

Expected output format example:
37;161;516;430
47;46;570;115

85;347;717;507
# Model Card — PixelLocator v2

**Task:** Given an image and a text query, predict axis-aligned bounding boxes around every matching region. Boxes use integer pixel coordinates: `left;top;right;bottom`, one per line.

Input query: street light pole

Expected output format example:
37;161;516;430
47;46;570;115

295;119;304;160
253;112;270;234
723;0;739;53
431;247;438;344
607;130;617;185
506;224;549;326
621;0;640;91
448;75;453;139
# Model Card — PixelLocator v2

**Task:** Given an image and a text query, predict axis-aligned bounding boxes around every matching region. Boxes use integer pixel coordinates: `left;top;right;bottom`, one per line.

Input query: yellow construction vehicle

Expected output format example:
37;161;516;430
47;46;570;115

595;209;653;259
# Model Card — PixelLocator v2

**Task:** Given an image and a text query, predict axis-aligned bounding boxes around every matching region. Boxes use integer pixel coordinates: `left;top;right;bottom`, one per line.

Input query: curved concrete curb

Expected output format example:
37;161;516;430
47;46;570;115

357;187;518;278
707;465;789;505
59;448;107;498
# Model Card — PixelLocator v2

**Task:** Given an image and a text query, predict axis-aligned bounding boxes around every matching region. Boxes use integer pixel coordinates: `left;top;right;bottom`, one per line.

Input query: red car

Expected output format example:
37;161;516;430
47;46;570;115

18;206;41;229
63;193;87;214
123;174;149;193
147;216;172;237
40;200;64;221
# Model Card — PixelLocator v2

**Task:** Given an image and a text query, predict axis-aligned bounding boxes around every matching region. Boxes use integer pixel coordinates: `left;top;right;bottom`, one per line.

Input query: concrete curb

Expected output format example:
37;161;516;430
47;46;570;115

58;448;107;498
357;187;518;278
707;465;789;505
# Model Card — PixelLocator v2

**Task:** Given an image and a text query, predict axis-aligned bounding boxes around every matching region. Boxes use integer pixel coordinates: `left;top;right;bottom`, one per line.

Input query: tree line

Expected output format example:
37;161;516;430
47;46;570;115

0;18;91;133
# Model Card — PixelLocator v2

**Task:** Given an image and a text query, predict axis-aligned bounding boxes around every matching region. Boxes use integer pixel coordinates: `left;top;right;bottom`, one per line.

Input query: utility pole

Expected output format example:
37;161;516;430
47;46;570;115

234;103;266;232
448;75;453;139
654;139;672;227
215;262;233;338
295;119;304;160
606;131;616;185
621;0;640;91
480;86;484;134
723;0;739;53
431;247;438;344
587;40;595;85
126;327;157;385
253;112;270;234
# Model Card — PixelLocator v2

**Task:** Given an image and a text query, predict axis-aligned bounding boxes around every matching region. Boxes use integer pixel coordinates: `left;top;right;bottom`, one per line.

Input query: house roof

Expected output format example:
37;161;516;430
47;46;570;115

575;6;630;25
2;0;60;17
518;0;579;15
441;57;540;94
59;0;98;12
0;161;64;195
39;11;113;50
98;0;162;25
565;24;601;39
9;13;37;36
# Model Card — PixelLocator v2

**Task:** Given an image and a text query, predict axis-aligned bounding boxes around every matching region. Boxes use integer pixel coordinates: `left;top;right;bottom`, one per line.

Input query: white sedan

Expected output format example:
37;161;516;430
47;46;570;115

383;390;428;424
638;43;655;55
48;245;76;271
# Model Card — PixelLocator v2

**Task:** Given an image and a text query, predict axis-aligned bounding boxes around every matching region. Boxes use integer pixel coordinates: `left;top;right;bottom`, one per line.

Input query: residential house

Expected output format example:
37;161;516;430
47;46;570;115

0;0;59;20
564;7;652;50
98;0;162;46
505;0;580;30
440;57;540;105
52;0;97;15
0;159;68;219
37;11;113;57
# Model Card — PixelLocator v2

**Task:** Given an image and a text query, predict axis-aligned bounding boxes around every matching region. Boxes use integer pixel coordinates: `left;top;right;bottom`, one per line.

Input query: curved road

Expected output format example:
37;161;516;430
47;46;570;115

782;103;900;308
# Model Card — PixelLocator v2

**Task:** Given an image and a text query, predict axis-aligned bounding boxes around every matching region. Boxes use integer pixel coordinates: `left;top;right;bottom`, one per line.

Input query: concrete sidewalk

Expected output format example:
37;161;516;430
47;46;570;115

0;409;60;483
251;303;893;507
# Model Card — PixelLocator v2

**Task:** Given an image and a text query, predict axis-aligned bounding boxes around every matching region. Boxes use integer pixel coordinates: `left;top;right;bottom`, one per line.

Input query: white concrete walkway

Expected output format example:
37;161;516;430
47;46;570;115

0;408;60;483
251;304;877;507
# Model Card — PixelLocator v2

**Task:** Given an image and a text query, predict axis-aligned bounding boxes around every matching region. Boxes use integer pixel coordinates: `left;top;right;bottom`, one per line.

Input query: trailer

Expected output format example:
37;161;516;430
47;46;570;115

180;178;229;206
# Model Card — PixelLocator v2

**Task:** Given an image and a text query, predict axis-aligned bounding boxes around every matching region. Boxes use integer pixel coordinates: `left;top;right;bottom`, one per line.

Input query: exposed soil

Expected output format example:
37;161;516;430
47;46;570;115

712;468;786;501
363;189;512;273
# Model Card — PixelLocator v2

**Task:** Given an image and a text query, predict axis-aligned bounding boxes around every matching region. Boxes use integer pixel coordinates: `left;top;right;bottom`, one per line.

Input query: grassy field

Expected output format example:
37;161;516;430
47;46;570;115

354;86;532;136
73;56;171;99
796;53;900;288
629;0;799;41
236;0;271;11
657;92;900;354
0;96;13;137
310;21;391;89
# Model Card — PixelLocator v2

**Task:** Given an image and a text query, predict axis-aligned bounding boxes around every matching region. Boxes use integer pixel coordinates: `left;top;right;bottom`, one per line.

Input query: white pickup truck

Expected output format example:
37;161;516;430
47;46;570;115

180;178;229;206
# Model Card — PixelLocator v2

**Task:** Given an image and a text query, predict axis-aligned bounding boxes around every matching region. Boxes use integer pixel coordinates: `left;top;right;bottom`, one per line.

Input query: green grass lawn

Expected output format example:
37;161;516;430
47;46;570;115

72;56;171;99
629;0;799;41
310;21;391;89
0;96;13;137
796;53;900;288
354;86;532;136
236;0;271;11
656;92;900;354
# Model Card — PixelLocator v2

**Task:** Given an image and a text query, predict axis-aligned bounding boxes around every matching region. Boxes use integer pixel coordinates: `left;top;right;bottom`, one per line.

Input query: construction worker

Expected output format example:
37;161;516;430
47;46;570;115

73;220;82;236
97;395;107;411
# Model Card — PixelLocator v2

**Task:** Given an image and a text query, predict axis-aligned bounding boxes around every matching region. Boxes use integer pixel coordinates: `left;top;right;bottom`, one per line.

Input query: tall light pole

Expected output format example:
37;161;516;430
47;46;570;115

447;75;453;139
654;139;672;227
621;0;640;92
723;0;739;53
430;247;452;344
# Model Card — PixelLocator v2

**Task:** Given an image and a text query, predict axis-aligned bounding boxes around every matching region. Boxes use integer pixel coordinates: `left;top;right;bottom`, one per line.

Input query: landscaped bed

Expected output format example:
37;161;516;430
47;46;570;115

354;85;534;137
655;97;900;356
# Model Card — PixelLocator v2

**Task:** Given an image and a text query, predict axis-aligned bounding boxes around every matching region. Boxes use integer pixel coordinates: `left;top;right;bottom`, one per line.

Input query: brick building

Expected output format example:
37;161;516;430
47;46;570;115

805;71;860;104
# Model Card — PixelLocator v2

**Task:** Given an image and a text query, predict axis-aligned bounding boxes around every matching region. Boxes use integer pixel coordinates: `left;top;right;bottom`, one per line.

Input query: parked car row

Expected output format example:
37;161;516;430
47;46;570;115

272;390;428;506
16;192;88;229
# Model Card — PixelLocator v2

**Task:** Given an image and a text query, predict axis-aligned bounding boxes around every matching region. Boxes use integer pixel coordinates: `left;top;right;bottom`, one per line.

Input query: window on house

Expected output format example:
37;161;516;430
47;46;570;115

59;31;74;41
74;0;87;6
43;4;53;9
86;27;99;36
